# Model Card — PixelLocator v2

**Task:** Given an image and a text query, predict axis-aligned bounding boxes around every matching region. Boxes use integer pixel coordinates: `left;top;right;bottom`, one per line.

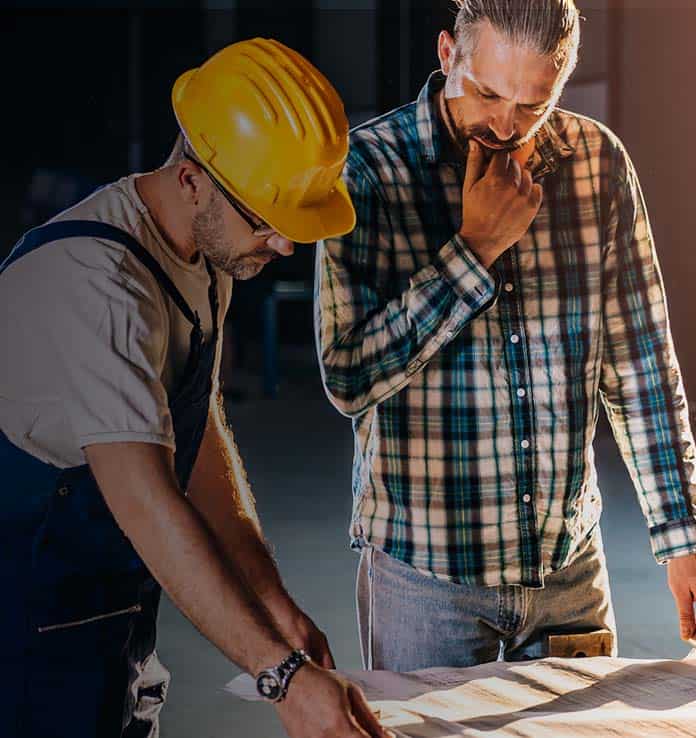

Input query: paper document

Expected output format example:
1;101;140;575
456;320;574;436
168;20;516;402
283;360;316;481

226;656;696;737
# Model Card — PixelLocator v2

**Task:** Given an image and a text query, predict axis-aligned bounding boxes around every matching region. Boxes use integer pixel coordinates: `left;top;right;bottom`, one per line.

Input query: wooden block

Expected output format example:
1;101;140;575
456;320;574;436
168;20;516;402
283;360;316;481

547;630;614;658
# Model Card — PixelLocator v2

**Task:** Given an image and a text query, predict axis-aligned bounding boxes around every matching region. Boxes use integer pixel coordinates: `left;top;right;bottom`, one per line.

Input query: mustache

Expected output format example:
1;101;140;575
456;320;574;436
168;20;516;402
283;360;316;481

468;128;521;150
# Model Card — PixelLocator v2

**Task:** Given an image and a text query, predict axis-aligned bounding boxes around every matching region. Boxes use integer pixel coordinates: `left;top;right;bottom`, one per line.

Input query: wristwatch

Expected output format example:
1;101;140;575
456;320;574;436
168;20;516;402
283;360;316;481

255;649;311;703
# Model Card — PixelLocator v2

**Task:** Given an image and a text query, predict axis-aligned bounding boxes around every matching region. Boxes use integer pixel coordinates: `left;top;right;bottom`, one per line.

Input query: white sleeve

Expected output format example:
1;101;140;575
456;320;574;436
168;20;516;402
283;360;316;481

0;237;175;466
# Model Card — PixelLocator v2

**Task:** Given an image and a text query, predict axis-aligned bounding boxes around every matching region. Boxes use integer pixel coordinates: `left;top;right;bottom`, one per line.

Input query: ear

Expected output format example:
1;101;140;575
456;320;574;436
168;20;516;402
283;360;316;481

438;30;456;76
176;158;208;208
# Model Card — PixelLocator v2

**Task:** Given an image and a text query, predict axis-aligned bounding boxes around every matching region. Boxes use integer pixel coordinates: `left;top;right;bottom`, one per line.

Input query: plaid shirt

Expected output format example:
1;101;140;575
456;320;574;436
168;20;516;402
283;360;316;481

315;72;696;587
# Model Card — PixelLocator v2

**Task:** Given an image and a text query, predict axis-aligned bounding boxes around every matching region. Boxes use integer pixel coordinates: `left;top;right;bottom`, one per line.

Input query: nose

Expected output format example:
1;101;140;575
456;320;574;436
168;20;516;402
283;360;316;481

489;104;517;143
267;234;295;257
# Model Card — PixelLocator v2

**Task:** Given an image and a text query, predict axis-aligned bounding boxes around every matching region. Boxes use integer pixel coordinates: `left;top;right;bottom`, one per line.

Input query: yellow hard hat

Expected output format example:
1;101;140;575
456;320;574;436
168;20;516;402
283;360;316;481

172;38;355;243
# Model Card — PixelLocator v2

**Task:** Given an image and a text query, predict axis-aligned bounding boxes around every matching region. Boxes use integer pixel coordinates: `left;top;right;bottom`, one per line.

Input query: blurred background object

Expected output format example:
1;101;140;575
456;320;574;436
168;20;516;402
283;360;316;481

3;2;696;736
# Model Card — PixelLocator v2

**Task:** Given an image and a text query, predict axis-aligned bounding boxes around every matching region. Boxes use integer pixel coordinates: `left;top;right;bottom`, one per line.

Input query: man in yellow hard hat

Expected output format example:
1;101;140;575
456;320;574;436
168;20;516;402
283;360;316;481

0;39;385;738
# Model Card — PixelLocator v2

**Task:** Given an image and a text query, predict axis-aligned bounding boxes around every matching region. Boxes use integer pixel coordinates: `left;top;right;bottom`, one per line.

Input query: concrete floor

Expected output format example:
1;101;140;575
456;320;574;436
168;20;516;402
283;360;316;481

157;348;689;738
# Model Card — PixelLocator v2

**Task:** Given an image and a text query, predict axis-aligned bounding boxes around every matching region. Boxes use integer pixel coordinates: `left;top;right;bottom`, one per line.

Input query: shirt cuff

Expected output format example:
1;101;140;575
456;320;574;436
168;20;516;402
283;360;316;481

649;517;696;563
433;234;499;310
78;431;176;452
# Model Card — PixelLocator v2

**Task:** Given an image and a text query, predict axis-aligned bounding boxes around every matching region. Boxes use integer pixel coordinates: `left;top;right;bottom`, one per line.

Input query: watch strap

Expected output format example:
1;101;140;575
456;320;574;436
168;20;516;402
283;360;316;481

278;649;310;696
256;649;311;703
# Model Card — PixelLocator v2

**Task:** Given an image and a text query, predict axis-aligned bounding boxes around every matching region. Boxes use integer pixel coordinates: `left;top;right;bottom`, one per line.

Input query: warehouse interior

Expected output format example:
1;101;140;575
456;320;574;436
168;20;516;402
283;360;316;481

3;2;696;737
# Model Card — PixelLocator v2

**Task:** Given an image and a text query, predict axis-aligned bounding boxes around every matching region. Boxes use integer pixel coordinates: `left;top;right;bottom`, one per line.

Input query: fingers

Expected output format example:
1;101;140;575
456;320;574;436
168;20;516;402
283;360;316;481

463;139;485;193
347;683;389;738
509;158;522;190
675;590;696;640
489;150;510;180
508;158;542;215
518;167;532;198
529;182;543;212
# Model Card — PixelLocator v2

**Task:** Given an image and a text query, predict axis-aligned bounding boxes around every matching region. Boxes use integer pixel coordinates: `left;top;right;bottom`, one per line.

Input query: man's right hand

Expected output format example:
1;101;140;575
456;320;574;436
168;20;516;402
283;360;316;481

459;139;543;269
276;663;390;738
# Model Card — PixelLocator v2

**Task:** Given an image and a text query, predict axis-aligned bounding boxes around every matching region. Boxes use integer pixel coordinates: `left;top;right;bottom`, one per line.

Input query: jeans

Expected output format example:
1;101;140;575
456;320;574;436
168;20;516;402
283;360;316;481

356;526;617;671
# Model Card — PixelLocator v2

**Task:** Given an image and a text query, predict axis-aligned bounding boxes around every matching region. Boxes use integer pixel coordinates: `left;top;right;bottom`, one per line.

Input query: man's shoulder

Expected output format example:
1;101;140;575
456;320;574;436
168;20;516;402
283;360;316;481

3;179;164;318
49;175;145;247
346;102;420;181
546;108;629;163
9;179;137;267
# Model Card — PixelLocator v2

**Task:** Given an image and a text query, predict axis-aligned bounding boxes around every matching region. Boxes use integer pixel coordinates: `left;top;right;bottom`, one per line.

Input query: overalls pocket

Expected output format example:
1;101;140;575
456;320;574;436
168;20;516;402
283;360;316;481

37;604;143;634
30;469;148;636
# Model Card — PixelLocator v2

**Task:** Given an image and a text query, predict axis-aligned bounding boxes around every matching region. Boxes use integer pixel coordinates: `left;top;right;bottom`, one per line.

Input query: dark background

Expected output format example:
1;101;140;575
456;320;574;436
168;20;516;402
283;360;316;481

3;3;696;736
2;1;694;395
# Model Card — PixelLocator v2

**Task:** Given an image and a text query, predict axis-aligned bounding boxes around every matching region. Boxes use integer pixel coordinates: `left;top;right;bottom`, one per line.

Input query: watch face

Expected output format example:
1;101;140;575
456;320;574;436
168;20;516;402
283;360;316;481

257;671;283;702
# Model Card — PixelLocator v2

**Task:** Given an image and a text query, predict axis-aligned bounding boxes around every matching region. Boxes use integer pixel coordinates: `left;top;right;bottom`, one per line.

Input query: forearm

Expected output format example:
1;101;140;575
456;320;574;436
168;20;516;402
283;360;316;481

187;402;296;617
602;364;696;561
316;233;498;417
601;151;696;560
86;441;291;675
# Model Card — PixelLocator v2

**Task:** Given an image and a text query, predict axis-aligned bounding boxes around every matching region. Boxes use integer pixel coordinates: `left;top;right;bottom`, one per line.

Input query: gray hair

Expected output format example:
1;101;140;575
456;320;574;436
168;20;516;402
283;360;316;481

162;132;195;167
452;0;580;76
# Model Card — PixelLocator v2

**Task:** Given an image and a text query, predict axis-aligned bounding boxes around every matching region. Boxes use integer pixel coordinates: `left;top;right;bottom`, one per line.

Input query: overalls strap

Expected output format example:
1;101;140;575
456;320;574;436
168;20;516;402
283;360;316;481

1;219;199;326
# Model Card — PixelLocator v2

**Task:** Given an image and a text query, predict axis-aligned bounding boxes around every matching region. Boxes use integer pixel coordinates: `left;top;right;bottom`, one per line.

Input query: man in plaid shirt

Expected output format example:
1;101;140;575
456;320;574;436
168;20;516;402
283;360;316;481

315;0;696;670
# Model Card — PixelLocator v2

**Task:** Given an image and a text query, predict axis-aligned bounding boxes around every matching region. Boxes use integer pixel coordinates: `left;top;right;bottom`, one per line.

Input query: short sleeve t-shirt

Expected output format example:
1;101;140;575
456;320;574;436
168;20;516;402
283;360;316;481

0;174;233;468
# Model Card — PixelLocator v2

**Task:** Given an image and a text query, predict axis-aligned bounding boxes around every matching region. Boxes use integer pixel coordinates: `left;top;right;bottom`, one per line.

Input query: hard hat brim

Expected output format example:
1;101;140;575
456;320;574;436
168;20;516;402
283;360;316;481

253;177;356;244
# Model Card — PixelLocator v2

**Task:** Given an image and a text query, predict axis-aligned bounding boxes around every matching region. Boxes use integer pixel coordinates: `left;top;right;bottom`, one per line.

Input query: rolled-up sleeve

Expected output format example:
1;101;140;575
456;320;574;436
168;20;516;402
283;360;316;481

315;155;498;418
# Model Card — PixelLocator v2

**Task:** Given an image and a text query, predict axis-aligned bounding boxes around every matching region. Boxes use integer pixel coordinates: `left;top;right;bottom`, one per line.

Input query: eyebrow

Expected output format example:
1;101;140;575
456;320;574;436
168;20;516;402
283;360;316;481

473;77;551;109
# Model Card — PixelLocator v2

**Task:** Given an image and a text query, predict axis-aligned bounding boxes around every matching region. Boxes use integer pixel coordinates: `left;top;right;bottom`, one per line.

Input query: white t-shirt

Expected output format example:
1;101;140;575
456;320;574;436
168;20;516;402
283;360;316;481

0;174;233;468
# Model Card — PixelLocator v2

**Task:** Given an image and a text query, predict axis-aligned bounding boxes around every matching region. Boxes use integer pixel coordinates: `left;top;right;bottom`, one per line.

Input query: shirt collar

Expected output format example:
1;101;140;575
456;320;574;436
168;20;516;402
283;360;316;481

416;70;575;177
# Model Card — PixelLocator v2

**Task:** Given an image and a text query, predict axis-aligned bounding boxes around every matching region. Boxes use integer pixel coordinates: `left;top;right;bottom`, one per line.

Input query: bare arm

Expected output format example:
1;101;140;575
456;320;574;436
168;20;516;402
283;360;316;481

85;440;386;738
186;393;334;667
84;440;289;675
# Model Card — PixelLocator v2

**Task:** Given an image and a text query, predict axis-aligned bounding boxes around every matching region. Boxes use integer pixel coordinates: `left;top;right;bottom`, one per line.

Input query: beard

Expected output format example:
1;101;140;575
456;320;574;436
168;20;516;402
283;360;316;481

441;93;546;157
191;194;276;280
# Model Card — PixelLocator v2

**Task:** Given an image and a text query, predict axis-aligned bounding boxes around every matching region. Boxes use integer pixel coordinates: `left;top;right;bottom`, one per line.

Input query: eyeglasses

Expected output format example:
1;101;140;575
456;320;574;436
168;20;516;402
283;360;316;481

185;154;276;238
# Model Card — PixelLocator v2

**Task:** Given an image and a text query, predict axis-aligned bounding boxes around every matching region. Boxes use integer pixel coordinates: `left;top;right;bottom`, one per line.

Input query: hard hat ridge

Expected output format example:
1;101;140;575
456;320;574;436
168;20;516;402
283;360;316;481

171;37;355;243
232;38;345;148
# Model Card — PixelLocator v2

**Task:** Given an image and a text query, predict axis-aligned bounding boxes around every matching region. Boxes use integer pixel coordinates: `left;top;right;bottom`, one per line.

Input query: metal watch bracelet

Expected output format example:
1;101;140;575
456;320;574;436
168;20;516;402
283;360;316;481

255;649;311;703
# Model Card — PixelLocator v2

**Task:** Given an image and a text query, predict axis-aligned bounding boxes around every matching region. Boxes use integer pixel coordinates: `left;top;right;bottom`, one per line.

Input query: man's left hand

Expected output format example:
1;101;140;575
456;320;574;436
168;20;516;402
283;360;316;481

667;553;696;641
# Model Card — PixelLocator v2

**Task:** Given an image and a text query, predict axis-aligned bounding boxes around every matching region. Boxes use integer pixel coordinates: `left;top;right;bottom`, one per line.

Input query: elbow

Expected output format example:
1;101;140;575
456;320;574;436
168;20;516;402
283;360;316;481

323;383;370;419
319;350;372;419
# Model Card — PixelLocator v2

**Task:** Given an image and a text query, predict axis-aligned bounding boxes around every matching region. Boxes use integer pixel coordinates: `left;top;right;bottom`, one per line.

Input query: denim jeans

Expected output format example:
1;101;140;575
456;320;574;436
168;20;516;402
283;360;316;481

356;526;617;671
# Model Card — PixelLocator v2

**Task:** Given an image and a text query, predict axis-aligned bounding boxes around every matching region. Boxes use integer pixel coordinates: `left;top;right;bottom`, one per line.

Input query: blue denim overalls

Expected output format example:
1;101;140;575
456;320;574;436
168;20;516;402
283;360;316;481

0;220;220;737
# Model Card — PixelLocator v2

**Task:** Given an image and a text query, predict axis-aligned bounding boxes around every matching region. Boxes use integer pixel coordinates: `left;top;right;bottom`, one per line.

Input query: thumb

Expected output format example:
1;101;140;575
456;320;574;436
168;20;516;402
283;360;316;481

347;683;389;738
675;590;695;640
463;139;485;193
